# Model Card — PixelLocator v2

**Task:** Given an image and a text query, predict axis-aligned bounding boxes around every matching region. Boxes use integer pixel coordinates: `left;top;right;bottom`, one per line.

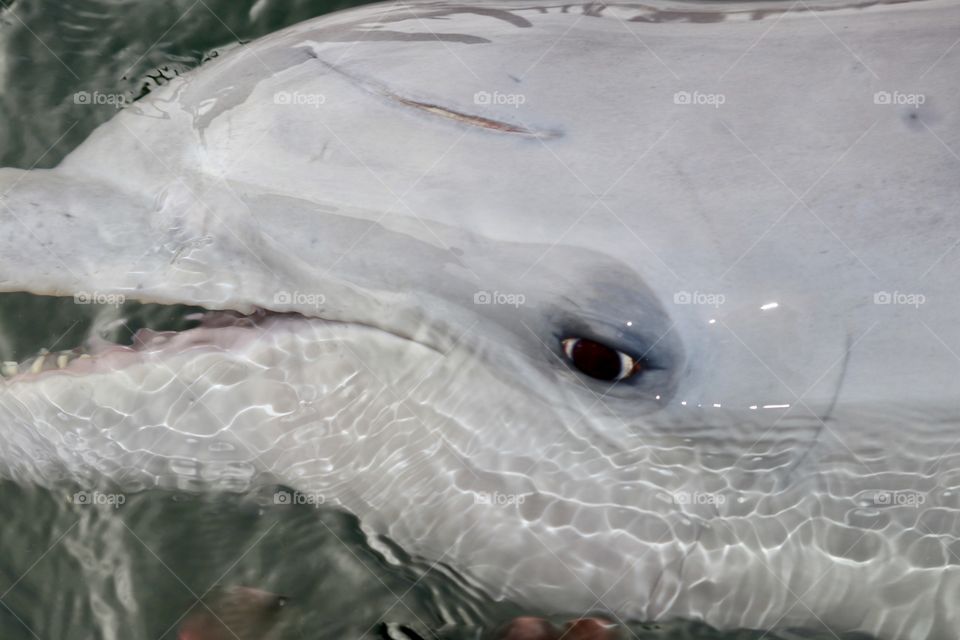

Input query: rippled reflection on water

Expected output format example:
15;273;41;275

0;2;880;638
0;484;865;639
0;474;870;638
0;481;516;638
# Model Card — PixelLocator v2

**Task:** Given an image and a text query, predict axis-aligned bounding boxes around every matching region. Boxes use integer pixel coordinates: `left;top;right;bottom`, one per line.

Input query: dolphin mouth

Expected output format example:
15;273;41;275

0;291;308;383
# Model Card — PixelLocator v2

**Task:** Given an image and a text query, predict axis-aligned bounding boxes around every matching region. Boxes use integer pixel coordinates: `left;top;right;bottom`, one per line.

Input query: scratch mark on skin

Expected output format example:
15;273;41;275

392;97;553;138
304;50;560;139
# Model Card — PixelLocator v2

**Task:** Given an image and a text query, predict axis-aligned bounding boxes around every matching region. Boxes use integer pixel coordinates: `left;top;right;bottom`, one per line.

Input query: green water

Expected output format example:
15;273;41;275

0;2;874;638
0;0;364;169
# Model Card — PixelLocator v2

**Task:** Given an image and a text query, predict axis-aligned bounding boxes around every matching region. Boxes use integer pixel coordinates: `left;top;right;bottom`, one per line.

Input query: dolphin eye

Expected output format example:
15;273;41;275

561;337;644;382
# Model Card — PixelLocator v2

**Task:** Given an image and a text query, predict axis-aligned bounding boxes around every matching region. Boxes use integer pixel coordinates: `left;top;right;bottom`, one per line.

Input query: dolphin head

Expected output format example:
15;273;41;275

1;1;958;637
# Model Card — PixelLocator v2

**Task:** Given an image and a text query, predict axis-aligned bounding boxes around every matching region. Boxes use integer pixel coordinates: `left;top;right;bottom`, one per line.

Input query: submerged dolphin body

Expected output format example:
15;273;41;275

0;1;959;637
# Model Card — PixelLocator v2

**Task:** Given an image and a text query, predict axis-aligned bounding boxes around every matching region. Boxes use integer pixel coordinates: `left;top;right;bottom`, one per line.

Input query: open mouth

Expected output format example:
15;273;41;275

0;292;288;381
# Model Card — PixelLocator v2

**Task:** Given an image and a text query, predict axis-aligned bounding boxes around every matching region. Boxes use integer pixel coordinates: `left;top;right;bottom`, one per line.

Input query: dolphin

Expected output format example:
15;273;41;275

0;0;958;638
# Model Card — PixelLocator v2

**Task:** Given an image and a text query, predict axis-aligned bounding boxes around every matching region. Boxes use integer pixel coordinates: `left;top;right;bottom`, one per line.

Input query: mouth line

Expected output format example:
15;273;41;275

0;290;307;383
0;289;449;383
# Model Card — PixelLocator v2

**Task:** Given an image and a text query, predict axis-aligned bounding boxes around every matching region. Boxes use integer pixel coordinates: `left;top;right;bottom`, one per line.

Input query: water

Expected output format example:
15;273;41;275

0;2;879;638
0;0;364;169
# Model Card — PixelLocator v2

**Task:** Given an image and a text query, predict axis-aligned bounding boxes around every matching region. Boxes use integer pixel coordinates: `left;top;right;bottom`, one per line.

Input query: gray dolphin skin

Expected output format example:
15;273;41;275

0;0;958;637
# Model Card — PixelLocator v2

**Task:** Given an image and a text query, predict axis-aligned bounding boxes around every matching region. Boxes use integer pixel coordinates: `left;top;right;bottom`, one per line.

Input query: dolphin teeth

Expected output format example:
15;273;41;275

1;348;88;378
29;354;46;374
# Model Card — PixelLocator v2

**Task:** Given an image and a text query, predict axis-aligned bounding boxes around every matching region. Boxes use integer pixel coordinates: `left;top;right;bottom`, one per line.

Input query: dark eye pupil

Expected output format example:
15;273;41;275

569;339;624;381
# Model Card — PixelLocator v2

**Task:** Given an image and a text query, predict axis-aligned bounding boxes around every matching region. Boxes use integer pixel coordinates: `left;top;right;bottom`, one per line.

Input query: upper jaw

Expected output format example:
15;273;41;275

0;167;423;338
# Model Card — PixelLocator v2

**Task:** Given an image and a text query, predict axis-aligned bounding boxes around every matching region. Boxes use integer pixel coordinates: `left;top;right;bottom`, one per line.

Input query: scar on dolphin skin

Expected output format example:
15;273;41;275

392;96;552;137
301;49;560;139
